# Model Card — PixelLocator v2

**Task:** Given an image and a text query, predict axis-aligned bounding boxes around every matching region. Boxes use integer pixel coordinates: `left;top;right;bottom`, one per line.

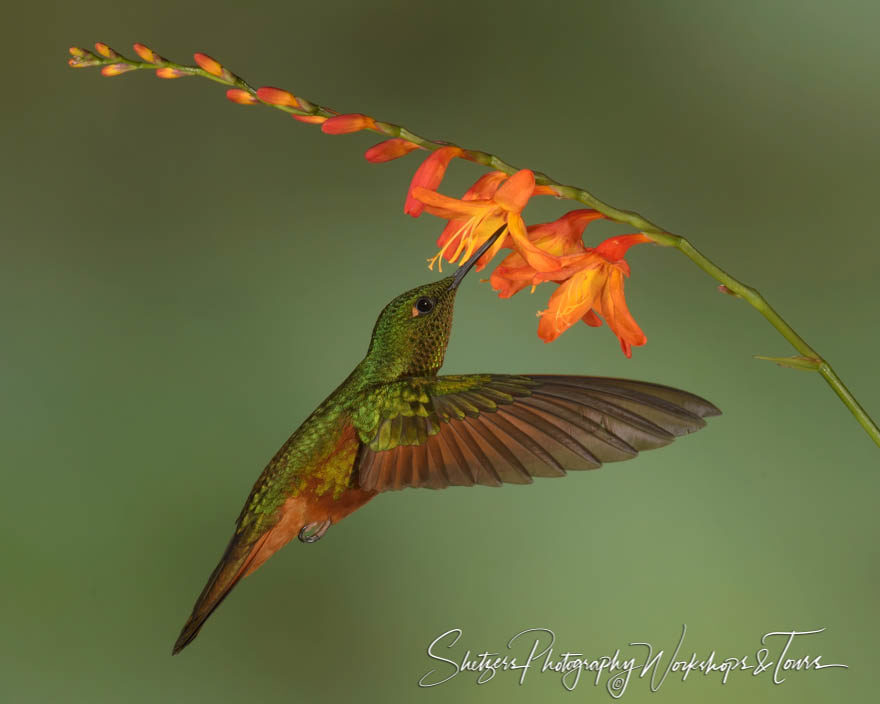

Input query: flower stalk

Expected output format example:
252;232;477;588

67;43;880;448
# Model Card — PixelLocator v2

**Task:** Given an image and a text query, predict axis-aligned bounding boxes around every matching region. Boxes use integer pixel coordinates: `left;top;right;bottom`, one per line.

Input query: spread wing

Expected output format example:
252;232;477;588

354;374;720;492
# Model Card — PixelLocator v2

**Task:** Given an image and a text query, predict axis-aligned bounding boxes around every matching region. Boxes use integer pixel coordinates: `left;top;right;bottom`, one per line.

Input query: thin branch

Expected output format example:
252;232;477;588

67;43;880;448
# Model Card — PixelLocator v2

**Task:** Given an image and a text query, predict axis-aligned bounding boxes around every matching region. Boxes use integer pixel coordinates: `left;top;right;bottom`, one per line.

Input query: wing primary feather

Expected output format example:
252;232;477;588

532;385;680;439
396;445;414;491
535;377;705;427
525;394;643;453
411;442;430;488
447;420;504;487
378;449;396;491
500;403;601;466
426;436;452;488
535;375;721;418
468;416;533;484
436;430;475;485
480;411;565;474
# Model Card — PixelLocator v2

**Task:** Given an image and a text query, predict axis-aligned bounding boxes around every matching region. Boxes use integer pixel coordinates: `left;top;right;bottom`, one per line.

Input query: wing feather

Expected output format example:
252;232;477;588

355;374;719;492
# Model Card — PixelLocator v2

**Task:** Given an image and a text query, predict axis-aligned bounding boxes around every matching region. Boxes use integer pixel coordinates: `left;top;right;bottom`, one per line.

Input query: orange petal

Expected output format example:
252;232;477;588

526;209;603;257
582;310;603;327
506;215;560;272
473;216;512;270
493;169;535;213
598;268;646;356
226;88;257;105
594;233;652;262
256;86;298;107
404;147;462;217
532;252;601;283
436;172;511;251
321;113;377;134
410;188;492;220
463;171;508;200
489;263;538;298
537;267;605;342
435;218;470;262
364;138;420;163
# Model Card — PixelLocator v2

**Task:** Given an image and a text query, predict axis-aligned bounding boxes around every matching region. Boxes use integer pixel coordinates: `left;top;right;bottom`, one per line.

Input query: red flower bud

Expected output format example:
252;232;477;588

404;147;463;217
101;63;136;77
256;86;299;108
364;138;420;163
193;53;230;80
292;115;327;124
155;68;188;79
226;89;258;105
321;113;377;135
133;43;165;63
94;42;120;59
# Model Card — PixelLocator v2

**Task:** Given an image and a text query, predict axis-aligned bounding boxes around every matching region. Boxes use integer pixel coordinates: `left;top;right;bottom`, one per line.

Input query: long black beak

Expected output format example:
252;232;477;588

450;224;507;289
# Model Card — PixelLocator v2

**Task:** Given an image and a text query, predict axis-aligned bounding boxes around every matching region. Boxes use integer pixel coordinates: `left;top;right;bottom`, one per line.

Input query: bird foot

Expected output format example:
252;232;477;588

298;519;331;544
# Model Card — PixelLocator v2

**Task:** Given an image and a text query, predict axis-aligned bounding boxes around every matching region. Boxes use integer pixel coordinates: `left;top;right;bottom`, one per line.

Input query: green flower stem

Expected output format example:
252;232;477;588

73;47;880;448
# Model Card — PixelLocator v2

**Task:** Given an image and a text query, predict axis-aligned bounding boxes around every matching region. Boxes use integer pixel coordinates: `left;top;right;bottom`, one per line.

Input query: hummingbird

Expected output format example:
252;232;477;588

172;225;720;654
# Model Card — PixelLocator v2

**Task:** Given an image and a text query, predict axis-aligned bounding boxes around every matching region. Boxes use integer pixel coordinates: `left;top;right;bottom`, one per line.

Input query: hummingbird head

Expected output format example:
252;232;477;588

361;225;507;382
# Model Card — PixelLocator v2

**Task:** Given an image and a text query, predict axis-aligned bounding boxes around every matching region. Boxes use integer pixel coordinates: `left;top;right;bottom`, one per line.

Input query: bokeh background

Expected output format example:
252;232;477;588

2;1;878;702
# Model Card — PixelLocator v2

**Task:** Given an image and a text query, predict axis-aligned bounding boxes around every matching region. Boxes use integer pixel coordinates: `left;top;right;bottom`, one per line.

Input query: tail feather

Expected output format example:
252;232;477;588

172;531;268;655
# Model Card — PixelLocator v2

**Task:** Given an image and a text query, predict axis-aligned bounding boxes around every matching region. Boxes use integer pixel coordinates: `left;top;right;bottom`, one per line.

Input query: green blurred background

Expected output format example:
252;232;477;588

2;1;877;701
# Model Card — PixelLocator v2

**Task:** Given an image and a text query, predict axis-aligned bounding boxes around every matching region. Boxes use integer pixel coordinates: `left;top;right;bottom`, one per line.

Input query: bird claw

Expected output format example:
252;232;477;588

298;519;331;544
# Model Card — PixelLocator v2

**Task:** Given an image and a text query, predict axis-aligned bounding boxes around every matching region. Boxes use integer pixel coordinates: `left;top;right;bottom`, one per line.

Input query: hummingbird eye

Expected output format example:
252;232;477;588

412;297;435;317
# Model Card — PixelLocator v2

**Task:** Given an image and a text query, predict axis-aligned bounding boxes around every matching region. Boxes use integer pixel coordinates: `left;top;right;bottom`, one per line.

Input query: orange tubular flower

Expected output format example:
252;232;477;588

434;171;508;260
404;146;463;217
412;169;560;273
490;209;604;297
536;233;652;356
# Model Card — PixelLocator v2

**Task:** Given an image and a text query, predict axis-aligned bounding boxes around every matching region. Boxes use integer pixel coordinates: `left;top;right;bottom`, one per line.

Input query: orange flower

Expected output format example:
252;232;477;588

364;138;420;163
490;209;603;297
404;146;463;217
412;169;560;272
434;171;508;260
536;233;651;356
